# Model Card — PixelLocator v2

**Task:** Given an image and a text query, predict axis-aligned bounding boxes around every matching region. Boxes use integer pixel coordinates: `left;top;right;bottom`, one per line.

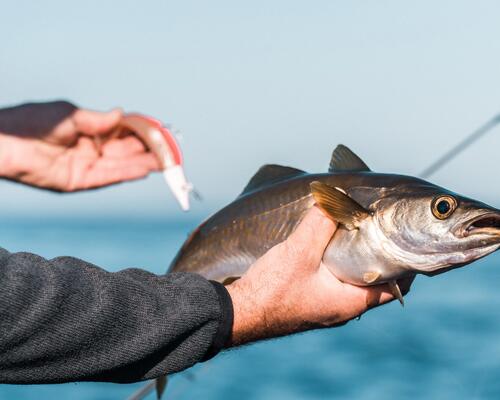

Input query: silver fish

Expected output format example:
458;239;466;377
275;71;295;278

169;145;500;304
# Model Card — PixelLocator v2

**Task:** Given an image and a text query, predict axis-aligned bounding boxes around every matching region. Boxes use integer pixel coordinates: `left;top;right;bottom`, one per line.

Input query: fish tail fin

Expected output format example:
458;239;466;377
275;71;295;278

156;375;168;399
126;378;161;400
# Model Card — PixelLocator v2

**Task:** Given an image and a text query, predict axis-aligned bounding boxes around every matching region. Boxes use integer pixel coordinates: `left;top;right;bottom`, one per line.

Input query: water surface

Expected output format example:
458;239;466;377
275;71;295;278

0;217;499;400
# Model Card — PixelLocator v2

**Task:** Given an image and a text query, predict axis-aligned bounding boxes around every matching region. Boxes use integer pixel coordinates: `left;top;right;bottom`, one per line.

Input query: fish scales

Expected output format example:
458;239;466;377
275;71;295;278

169;147;500;290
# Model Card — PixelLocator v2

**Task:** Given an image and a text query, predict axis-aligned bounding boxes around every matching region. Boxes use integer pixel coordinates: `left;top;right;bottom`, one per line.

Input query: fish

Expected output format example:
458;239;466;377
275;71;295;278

148;144;500;400
169;145;500;302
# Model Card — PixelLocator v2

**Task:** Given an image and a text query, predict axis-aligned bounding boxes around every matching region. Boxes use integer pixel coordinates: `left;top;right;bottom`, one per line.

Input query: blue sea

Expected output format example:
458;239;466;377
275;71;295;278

1;216;500;400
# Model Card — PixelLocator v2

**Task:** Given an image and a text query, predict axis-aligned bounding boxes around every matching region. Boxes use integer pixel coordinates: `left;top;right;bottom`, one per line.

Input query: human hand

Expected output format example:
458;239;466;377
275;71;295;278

0;101;161;191
226;206;413;346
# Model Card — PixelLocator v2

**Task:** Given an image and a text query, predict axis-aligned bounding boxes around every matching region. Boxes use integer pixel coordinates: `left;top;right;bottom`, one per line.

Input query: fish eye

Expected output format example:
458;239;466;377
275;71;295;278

431;195;457;220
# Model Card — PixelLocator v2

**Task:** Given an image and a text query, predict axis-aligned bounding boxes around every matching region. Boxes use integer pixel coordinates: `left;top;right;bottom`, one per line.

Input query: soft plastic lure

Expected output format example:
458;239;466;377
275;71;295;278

121;113;192;211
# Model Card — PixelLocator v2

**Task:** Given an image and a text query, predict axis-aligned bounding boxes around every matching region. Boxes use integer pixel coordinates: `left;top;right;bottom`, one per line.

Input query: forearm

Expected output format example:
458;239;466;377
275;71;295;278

0;248;232;384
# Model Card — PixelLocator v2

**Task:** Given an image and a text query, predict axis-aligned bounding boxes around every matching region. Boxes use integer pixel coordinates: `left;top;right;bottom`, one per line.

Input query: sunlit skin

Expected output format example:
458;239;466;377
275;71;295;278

226;207;412;346
0;101;160;191
0;101;410;349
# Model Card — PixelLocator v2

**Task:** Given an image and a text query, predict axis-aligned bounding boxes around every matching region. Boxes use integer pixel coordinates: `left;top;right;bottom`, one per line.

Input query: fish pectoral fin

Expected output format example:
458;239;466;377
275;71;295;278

329;144;371;173
156;375;168;400
388;280;404;307
310;181;370;230
363;271;381;284
222;276;241;286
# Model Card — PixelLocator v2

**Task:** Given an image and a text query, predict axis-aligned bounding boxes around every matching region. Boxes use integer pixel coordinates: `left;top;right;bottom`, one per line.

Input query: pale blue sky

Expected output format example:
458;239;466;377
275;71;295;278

1;0;500;217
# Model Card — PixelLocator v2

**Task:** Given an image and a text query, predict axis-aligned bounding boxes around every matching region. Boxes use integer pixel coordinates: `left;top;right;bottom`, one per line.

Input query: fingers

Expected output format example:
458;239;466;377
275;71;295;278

363;283;397;308
335;275;416;321
286;206;337;262
96;153;160;172
88;165;152;188
362;277;414;309
326;281;393;318
70;153;161;190
361;276;416;310
101;136;149;157
73;108;123;136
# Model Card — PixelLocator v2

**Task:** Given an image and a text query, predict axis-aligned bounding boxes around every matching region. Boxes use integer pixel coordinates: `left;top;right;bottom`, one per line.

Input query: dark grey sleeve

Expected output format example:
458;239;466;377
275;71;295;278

0;247;233;384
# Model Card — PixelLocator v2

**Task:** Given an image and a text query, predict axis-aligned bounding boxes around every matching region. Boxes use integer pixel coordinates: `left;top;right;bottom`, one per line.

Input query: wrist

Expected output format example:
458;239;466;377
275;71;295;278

225;279;264;346
202;281;234;360
226;269;346;347
226;276;312;347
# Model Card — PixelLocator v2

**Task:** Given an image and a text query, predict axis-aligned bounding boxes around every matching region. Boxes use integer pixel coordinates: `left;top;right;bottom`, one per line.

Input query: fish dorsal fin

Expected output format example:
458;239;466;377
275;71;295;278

329;144;371;173
310;181;370;230
240;164;306;195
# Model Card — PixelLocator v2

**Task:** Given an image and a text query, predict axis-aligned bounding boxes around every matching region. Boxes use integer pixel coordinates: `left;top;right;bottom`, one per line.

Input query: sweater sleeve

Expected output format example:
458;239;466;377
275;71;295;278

0;247;233;384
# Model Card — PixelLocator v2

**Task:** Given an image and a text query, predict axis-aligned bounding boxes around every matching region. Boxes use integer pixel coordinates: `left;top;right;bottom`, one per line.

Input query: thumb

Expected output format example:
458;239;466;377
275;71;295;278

287;206;337;263
72;108;123;135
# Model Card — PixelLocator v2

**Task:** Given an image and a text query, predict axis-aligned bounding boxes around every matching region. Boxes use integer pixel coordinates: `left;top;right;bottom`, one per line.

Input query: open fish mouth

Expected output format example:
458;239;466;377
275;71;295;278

462;213;500;237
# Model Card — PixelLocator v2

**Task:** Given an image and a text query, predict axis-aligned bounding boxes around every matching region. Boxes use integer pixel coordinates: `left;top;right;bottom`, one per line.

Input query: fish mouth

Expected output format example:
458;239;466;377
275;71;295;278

462;213;500;237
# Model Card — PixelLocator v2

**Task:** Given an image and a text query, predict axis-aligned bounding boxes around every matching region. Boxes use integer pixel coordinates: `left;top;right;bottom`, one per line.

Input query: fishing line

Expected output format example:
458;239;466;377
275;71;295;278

420;114;500;179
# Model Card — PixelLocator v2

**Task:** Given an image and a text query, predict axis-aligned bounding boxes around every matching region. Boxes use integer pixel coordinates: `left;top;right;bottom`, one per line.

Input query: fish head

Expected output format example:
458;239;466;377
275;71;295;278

372;181;500;275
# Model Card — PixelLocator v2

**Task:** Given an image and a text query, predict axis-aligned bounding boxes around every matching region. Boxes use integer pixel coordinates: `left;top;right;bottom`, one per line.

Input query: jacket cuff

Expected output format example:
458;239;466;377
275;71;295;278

202;281;234;361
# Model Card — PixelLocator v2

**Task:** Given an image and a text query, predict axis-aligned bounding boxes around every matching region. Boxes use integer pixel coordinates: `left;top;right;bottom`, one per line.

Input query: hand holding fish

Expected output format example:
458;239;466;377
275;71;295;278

226;206;413;346
0;101;161;191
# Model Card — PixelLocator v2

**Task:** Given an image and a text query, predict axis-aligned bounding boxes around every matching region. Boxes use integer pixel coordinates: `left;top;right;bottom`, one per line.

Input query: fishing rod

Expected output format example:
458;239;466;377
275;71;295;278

420;113;500;179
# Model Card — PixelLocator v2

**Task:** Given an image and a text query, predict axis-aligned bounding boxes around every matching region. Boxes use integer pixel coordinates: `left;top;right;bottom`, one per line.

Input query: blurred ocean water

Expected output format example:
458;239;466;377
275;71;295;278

1;217;500;400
